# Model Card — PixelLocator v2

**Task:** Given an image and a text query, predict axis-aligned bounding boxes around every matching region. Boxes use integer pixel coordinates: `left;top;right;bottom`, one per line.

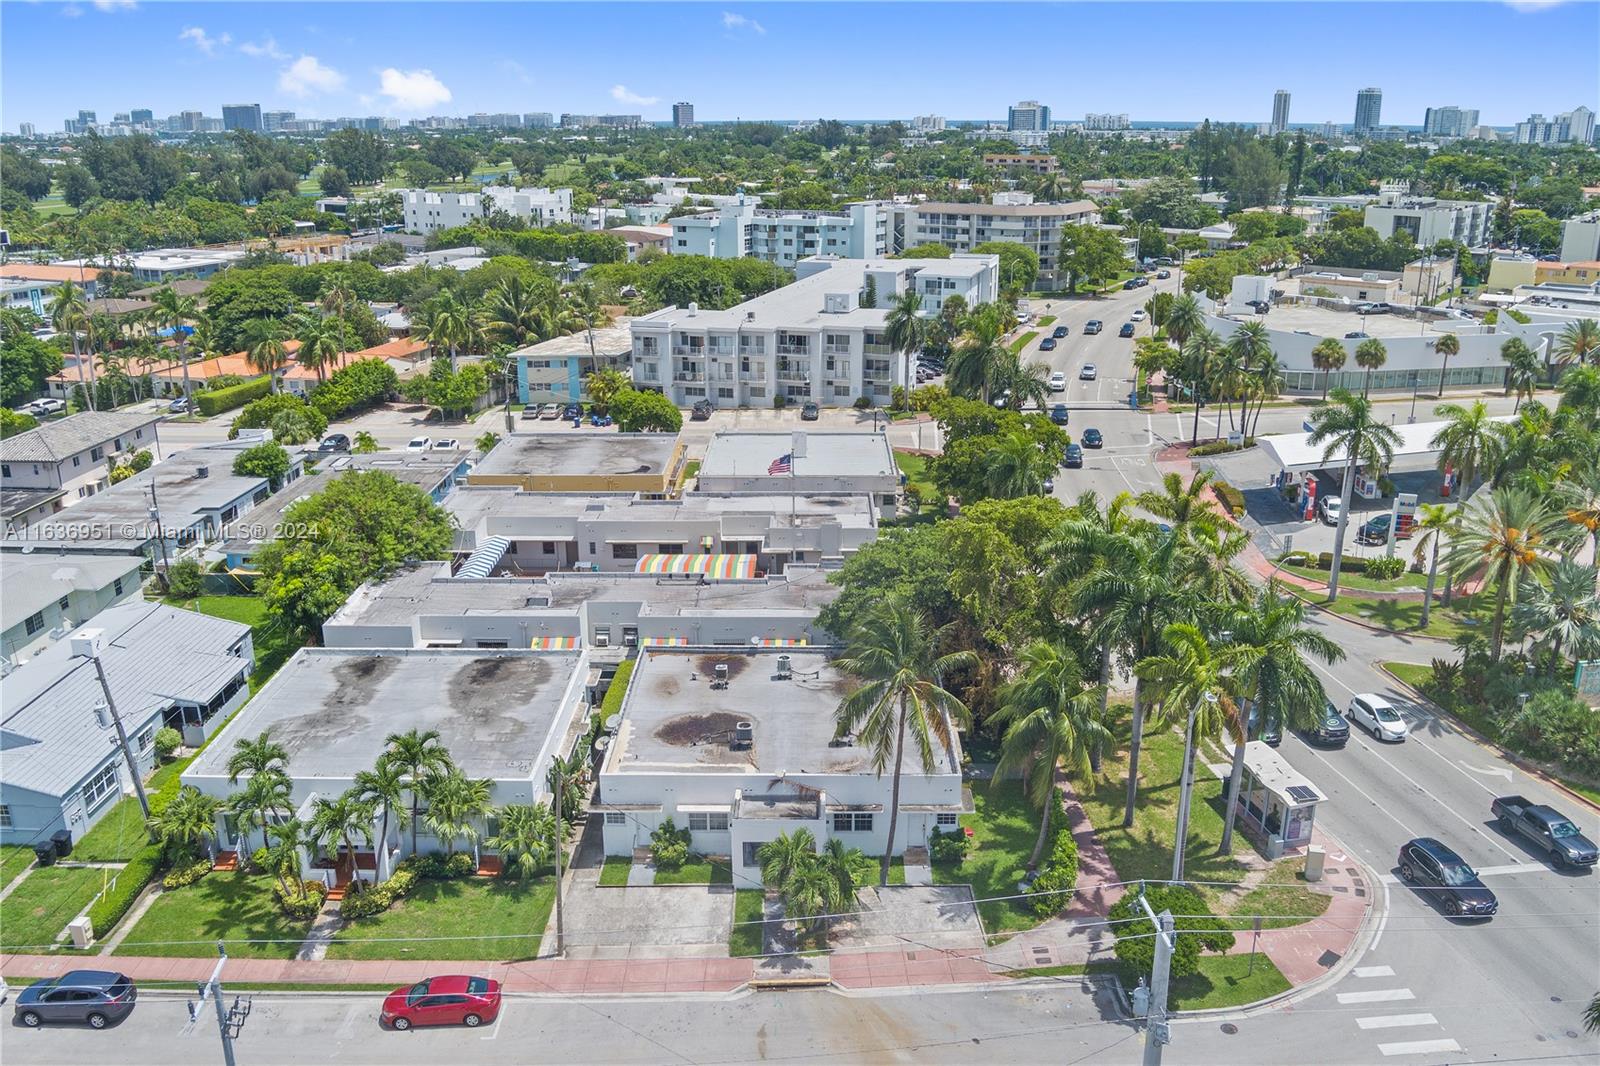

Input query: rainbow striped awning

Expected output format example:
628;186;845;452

530;635;579;650
635;554;757;580
643;636;690;646
755;638;809;647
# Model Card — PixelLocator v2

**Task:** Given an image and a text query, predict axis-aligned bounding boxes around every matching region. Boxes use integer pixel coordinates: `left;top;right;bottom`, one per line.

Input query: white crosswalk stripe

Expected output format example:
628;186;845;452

1353;965;1396;978
1377;1038;1462;1056
1356;1013;1439;1030
1338;988;1416;1004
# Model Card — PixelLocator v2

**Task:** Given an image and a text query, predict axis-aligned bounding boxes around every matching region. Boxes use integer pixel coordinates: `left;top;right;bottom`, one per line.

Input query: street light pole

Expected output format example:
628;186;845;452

1136;887;1176;1066
551;755;565;957
79;636;151;819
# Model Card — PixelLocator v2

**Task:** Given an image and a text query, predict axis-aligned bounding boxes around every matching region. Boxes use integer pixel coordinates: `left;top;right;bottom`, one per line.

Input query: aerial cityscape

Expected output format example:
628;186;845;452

1;2;1598;1065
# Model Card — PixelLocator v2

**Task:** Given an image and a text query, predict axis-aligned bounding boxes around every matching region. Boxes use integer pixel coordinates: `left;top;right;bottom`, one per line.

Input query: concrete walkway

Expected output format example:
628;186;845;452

295;896;346;962
97;883;163;956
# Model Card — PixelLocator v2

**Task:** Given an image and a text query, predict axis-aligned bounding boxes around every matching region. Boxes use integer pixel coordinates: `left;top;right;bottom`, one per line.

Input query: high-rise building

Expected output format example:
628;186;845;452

1320;121;1338;140
1271;90;1291;135
222;104;262;132
129;109;153;126
1353;88;1382;135
19;122;36;138
1516;107;1595;145
261;110;295;132
1008;100;1051;132
1084;113;1130;131
1422;106;1479;140
1559;106;1596;145
179;110;205;132
912;115;946;133
78;110;97;126
523;112;553;129
673;102;695;128
198;117;224;133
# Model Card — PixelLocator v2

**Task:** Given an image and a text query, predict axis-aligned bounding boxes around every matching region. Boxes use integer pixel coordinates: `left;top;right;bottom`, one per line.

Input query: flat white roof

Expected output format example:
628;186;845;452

1257;414;1515;474
699;431;897;480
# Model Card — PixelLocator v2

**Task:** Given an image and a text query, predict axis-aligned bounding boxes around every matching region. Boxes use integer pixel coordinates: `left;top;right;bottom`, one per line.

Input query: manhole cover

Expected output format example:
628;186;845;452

1220;1023;1239;1035
1567;1030;1581;1039
1032;946;1051;955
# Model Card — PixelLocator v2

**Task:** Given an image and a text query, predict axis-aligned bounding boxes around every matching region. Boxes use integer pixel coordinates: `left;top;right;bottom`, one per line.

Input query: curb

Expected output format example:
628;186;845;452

1377;664;1600;815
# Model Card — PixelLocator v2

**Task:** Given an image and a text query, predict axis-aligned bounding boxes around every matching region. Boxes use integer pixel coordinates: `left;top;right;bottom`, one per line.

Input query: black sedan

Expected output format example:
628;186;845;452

1081;428;1103;448
1063;444;1084;468
1118;323;1136;338
1305;700;1349;748
1052;325;1069;339
1049;403;1069;425
1039;336;1057;351
1398;838;1498;918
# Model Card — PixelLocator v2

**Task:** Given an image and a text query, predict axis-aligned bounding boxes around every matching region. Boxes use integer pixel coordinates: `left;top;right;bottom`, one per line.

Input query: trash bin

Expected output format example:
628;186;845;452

1304;845;1326;883
51;829;73;858
32;842;56;867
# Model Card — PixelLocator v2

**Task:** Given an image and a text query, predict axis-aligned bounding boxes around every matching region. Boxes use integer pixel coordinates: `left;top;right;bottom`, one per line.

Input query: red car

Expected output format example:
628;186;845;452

381;975;502;1031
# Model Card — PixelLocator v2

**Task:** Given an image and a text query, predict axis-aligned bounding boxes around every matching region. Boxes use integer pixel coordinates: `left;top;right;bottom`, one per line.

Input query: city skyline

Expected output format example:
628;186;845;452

2;1;1595;131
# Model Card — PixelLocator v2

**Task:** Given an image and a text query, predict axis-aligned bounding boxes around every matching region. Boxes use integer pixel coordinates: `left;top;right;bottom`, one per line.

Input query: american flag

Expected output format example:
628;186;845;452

768;453;793;475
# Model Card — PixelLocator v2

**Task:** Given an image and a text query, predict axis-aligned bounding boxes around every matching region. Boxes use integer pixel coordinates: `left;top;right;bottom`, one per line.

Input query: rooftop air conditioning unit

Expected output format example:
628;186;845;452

195;465;209;479
712;662;729;689
733;721;754;749
775;654;792;679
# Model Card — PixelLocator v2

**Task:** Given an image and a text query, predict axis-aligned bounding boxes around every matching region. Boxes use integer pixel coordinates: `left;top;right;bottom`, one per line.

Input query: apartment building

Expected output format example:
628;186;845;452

1514;107;1596;145
0;412;162;506
1422;106;1479;139
400;186;573;234
1;552;143;664
984;153;1061;175
670;199;893;266
1363;189;1492;249
1270;91;1291;135
901;199;1099;287
481;185;573;226
628;254;1000;409
1560;211;1600;265
1008;100;1051;131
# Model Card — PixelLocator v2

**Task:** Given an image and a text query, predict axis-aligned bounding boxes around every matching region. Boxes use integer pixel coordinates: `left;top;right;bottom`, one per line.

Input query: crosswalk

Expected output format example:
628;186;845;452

1341;967;1462;1057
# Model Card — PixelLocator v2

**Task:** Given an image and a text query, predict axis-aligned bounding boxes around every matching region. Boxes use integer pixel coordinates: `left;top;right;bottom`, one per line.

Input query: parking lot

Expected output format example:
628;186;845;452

1257;302;1443;340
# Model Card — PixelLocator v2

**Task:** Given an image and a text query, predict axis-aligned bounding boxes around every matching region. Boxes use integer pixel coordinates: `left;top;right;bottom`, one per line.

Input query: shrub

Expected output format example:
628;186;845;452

1107;884;1235;978
1502;690;1600;778
153;727;184;761
908;384;948;412
852;396;872;409
1212;480;1245;516
400;852;475;880
1315;552;1369;573
1028;820;1080;917
773;394;787;409
1363;555;1406;580
87;844;163;939
310;358;399;420
1190;437;1254;457
276;878;329;920
650;818;692;871
339;868;414;919
161;858;213;890
166;558;204;599
196;376;272;417
928;826;971;865
890;386;908;412
231;393;328;441
249;846;270;872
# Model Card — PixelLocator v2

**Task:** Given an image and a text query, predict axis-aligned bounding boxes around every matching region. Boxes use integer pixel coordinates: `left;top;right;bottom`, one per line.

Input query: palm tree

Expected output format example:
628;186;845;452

353;757;407;879
757;828;818;893
1182;521;1253;605
49;280;94;411
1431;400;1502;501
294;315;342;385
563;280;607;359
1310;337;1347;402
1433;332;1460;398
229;771;292;860
1218;589;1342;853
1137;470;1216;537
833;603;976;887
422;767;492;857
546;748;588;825
481;276;551;348
262;817;311;901
1512;560;1600;668
1354;337;1388;397
1412;503;1455;627
984;430;1051;499
486;803;558;880
1446;486;1566;659
946;308;1010;403
816;837;873;915
243;317;292;393
383;728;454;855
1134;623;1249;879
1501;337;1541;411
148;785;223;863
1561;472;1600;573
425;290;473;373
1554;319;1600;376
1165;294;1204;351
309;790;378;891
1208;337;1246;436
994;356;1053;412
1227;321;1275;437
1558;363;1600;417
1307;389;1402;601
227;730;289;785
150;287;199;411
993;641;1109;867
1178;327;1223;444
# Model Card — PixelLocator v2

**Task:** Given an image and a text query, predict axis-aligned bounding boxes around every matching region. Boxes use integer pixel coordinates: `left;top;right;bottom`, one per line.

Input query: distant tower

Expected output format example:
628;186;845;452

673;102;695;128
1354;88;1383;135
1271;90;1291;135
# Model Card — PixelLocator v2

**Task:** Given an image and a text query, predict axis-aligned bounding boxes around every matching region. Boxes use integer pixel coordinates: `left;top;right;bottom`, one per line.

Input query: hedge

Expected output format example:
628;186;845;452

310;358;398;420
339;866;416;919
404;852;475;880
88;843;164;940
1212;480;1245;516
1027;797;1081;916
275;878;329;920
600;658;636;722
1190;437;1254;457
161;857;213;890
196;376;273;417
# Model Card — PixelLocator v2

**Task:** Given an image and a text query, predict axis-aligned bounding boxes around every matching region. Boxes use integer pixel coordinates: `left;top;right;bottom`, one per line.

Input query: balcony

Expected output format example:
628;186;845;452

863;343;892;355
776;343;811;356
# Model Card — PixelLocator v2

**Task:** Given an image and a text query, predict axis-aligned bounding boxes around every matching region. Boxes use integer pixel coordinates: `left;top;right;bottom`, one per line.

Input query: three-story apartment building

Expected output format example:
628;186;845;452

901;199;1099;289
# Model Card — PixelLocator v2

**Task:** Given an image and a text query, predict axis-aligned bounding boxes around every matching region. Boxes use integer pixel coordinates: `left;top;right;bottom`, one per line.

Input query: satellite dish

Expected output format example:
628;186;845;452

21;544;35;554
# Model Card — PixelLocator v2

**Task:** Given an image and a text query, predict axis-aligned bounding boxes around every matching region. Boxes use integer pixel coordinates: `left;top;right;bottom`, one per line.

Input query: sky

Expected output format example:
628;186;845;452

2;1;1597;132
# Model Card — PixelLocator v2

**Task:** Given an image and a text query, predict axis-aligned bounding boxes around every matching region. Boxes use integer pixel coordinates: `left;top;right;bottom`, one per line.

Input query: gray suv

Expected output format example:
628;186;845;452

14;971;137;1029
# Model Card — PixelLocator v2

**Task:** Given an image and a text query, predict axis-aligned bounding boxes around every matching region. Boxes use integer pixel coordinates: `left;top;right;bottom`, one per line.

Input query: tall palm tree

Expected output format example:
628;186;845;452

1431;399;1502;501
833;603;976;887
1557;364;1600;418
1500;337;1541;411
1134;623;1249;879
262;817;312;901
1308;389;1402;601
49;280;94;411
563;280;606;359
1433;331;1460;398
353;757;407;879
1208;336;1246;436
1218;589;1342;853
1165;294;1204;352
150;286;199;411
1181;521;1253;605
229;771;292;859
994;356;1053;412
422;767;492;857
425;290;473;373
1554;319;1600;376
1445;486;1566;659
226;730;290;828
1310;337;1347;402
148;785;223;863
382;728;454;855
292;314;342;385
1412;503;1455;627
1138;470;1217;537
481;276;551;348
1178;327;1223;443
1354;337;1388;397
993;641;1109;867
1560;471;1600;574
1227;321;1275;437
1512;560;1600;668
946;307;1010;403
486;803;558;880
309;790;378;891
243;317;292;393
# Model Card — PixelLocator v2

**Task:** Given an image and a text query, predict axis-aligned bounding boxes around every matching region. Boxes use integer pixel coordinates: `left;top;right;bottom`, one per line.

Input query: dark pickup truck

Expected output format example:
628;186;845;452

1491;795;1598;869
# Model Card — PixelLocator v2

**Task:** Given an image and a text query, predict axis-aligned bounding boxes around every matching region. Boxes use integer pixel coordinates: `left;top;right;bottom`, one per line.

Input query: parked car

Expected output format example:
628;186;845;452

1049;403;1070;425
1130;309;1147;322
14;971;136;1029
1357;513;1410;545
539;403;563;420
519;404;541;420
1063;444;1084;468
1118;323;1136;338
1081;427;1103;448
1048;372;1067;393
1306;699;1350;748
405;436;431;453
562;404;582;421
1052;325;1069;339
1155;269;1172;280
1318;495;1342;526
316;433;351;454
1039;336;1058;351
1083;320;1103;335
1153;257;1175;267
1491;796;1598;869
432;438;460;452
1079;363;1098;380
1397;838;1498;918
690;399;714;421
800;401;820;421
1348;692;1408;742
1344;331;1369;339
1247;300;1271;315
1123;277;1149;290
381;975;502;1031
28;397;67;416
1354;302;1392;315
165;396;192;414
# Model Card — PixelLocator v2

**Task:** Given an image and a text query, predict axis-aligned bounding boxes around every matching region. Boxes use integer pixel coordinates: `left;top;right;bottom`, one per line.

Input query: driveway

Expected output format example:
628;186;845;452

830;885;986;952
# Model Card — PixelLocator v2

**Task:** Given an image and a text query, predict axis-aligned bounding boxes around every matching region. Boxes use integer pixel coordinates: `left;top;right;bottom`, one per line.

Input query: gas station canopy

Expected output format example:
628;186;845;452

1257;415;1515;475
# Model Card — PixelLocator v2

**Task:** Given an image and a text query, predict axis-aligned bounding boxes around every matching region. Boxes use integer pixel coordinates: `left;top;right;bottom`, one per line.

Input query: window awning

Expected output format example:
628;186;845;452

457;535;510;579
635;553;757;579
643;636;690;646
755;637;809;647
530;635;578;650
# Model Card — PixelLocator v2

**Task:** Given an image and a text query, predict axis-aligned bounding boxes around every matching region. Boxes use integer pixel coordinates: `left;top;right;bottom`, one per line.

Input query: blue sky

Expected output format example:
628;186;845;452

2;2;1596;131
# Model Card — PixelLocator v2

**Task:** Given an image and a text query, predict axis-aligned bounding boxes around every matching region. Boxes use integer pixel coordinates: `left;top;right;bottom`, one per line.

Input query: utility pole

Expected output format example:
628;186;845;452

1136;886;1176;1066
551;755;565;957
78;634;151;819
191;942;249;1066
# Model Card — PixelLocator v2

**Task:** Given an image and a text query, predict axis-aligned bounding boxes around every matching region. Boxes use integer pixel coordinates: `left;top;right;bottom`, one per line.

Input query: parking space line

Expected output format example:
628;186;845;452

1356;1013;1438;1030
482;1000;508;1041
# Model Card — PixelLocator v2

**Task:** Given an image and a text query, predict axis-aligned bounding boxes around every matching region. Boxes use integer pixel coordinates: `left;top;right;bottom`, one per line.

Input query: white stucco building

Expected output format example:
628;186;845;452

400;185;573;233
670;198;895;266
1363;190;1493;249
899;199;1100;288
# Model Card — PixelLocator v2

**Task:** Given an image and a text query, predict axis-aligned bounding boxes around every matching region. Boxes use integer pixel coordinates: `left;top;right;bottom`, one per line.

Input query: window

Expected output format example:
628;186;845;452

936;813;959;827
24;611;45;636
611;543;637;560
82;763;120;810
605;811;627;826
0;805;11;828
113;578;124;596
541;541;556;554
687;811;730;832
0;464;8;478
58;595;71;612
832;812;874;832
73;455;82;467
136;726;154;752
742;842;763;867
474;640;508;649
657;544;682;555
90;446;105;461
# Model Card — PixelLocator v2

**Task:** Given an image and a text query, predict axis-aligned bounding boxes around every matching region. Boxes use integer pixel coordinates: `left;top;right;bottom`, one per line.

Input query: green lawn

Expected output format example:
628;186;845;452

1289;587;1487;641
1036;315;1057;328
67;796;151;862
599;857;631;886
655;860;733;885
196;595;300;684
325;876;555;961
682;459;701;484
1;845;37;886
0;866;112;952
1088;953;1291;1011
893;450;937;508
1384;661;1432;691
729;889;765;957
1227;860;1332;931
1009;331;1040;354
932;777;1047;935
1278;561;1430;593
115;872;313;959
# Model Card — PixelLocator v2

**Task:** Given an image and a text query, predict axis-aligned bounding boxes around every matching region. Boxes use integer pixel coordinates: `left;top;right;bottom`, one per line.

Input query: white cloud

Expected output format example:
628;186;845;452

721;11;765;34
278;55;347;97
92;0;137;11
61;4;84;18
499;59;533;85
239;36;289;60
378;67;452;112
610;84;659;107
178;26;230;56
1503;0;1570;9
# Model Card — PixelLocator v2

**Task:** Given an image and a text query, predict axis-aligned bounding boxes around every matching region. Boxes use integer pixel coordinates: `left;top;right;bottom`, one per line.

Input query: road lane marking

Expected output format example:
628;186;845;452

1294;742;1422;837
1338;988;1416;1004
1470;861;1548;877
1357;1013;1438;1030
1353;965;1396;978
1377;1038;1461;1056
482;1000;507;1040
1456;760;1513;782
334;1003;362;1039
